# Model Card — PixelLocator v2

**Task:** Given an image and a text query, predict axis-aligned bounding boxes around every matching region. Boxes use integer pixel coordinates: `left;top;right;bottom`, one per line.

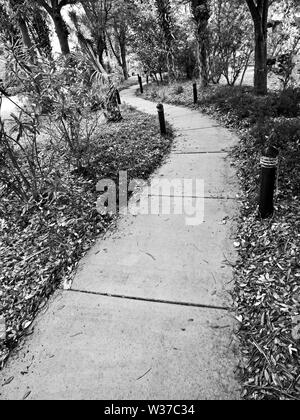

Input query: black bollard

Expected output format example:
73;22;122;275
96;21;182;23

157;104;166;135
193;82;198;104
116;89;121;105
138;75;144;94
146;75;149;85
259;146;279;219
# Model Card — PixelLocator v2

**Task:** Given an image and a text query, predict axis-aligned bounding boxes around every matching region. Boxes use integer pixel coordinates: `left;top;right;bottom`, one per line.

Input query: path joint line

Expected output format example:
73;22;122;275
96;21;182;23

67;288;229;311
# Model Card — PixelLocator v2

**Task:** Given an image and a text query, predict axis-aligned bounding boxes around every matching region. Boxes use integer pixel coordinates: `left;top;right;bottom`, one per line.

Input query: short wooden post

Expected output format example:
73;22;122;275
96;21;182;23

259;146;279;219
157;104;166;135
138;75;143;94
193;82;198;104
116;89;121;105
146;75;149;85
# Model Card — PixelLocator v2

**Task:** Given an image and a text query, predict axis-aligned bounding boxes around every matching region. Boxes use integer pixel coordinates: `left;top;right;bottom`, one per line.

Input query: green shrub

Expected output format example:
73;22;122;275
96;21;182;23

276;88;300;118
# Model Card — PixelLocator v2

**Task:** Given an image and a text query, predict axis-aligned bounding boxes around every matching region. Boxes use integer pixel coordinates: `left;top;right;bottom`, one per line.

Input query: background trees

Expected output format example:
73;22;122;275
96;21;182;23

76;0;112;69
107;0;133;79
155;0;177;80
208;0;253;85
190;0;210;87
36;0;79;55
1;0;300;94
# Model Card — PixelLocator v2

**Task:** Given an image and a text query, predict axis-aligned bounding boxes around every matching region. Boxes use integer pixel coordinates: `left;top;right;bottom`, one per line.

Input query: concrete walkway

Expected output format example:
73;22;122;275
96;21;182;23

0;85;241;400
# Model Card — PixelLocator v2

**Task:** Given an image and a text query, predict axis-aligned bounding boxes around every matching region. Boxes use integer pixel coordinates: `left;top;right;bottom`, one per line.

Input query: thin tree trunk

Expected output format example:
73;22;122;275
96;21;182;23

240;50;252;86
156;0;176;81
120;37;128;80
97;36;107;69
245;0;269;95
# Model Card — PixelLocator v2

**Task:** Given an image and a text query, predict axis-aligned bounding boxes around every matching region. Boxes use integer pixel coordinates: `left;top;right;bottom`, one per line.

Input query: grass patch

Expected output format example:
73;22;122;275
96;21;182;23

231;121;300;401
141;81;300;400
0;107;173;367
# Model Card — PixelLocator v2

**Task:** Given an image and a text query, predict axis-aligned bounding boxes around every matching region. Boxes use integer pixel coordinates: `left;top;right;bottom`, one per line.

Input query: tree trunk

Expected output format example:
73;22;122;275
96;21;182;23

254;23;268;95
18;17;33;51
198;40;209;87
120;40;128;80
191;0;210;88
52;12;70;55
119;24;128;80
156;0;176;81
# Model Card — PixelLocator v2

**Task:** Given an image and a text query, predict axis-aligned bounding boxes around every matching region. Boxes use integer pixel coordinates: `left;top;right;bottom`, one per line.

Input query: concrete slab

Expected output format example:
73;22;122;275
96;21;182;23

72;198;237;307
150;153;238;198
121;86;238;155
0;292;240;400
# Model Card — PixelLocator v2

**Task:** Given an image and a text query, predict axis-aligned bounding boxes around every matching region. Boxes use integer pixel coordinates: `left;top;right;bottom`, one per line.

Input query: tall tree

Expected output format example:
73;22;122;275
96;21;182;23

245;0;270;95
155;0;176;80
36;0;78;55
190;0;210;87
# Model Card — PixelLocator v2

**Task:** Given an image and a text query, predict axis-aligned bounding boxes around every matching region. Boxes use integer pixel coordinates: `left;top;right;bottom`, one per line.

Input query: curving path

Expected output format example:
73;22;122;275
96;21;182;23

0;84;241;400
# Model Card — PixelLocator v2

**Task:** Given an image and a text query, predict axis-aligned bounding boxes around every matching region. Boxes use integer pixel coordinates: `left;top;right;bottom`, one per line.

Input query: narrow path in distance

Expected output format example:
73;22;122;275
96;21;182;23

0;85;241;400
